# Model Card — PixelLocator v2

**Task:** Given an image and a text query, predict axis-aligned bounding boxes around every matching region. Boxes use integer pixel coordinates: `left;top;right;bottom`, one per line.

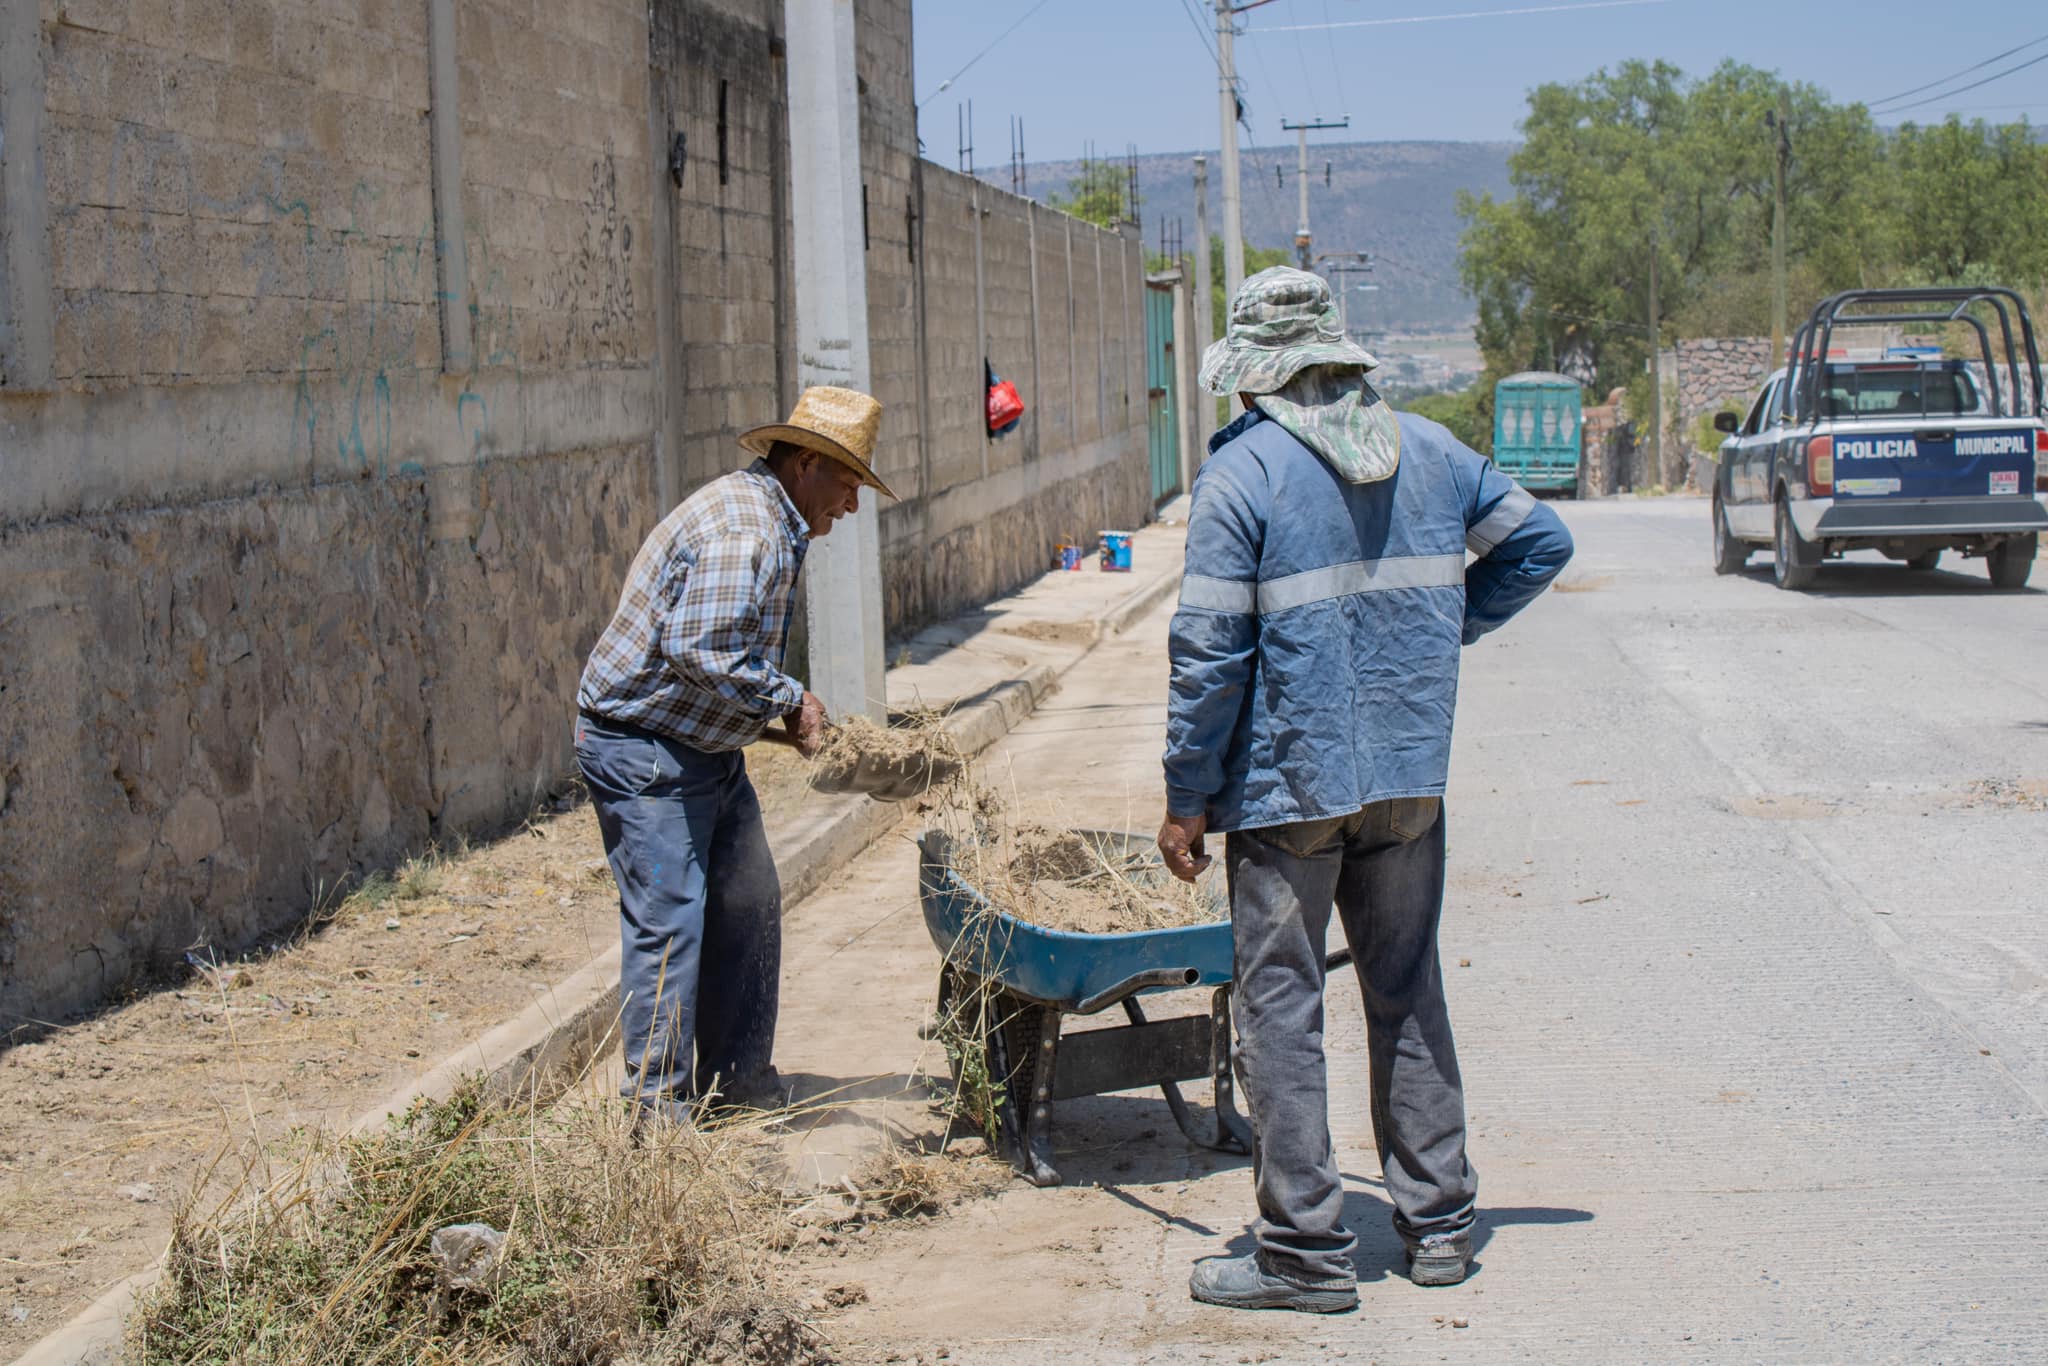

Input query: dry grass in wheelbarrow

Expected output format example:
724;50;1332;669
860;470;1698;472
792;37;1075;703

931;782;1224;937
129;1080;1000;1366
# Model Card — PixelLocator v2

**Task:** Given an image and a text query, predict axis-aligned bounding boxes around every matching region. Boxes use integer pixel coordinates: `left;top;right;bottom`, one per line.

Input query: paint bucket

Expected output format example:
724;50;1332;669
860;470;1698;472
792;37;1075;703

1055;542;1083;572
1098;531;1133;572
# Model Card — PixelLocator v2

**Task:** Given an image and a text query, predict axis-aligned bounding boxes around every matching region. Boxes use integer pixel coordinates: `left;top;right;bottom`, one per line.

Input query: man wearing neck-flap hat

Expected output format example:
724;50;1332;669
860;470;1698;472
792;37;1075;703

1158;268;1573;1311
576;386;894;1126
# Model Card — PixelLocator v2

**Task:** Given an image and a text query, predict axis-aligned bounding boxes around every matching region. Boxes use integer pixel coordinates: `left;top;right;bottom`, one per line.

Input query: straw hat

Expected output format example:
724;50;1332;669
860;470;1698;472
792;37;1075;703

739;386;897;500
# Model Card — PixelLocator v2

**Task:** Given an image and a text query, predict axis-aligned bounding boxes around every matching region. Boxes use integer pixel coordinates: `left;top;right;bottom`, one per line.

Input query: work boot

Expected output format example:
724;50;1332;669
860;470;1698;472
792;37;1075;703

693;1067;795;1127
627;1098;696;1147
1405;1233;1471;1286
1188;1254;1358;1313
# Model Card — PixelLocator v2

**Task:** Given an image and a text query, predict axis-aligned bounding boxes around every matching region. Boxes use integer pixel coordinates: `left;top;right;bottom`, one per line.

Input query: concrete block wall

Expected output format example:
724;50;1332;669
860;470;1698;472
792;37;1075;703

662;0;793;486
0;0;1151;1026
857;0;923;508
38;0;438;390
1;0;661;1025
880;159;1148;629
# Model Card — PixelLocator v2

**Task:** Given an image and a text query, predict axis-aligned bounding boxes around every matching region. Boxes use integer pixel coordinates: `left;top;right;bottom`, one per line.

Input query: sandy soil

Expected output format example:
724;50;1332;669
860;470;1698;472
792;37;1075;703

0;742;817;1359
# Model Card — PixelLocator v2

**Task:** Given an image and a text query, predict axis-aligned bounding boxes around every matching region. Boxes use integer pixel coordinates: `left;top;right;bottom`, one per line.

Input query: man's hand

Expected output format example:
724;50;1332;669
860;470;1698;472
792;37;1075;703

1157;811;1211;884
786;691;830;758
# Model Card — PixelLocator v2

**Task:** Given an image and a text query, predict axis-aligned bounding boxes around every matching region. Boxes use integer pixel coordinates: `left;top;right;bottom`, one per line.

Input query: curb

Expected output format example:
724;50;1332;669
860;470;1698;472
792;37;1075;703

1100;562;1182;639
10;557;1183;1366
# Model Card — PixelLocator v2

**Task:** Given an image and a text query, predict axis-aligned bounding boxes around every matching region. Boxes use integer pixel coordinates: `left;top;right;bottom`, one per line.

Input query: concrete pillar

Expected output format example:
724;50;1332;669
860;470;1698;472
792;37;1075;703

426;0;472;374
1063;215;1077;449
783;0;885;723
0;0;52;390
644;11;683;512
1170;272;1196;496
971;183;987;477
1093;231;1106;437
1026;205;1042;463
1191;156;1215;457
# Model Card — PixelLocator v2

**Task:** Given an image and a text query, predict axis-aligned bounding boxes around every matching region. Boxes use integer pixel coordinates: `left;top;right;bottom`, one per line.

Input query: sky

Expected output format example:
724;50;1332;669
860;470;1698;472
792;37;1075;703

911;0;2048;161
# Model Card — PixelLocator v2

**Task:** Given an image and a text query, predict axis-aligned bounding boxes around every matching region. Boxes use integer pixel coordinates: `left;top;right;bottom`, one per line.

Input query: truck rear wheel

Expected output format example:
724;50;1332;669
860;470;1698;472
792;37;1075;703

1988;534;2037;590
1713;495;1749;575
1773;497;1819;591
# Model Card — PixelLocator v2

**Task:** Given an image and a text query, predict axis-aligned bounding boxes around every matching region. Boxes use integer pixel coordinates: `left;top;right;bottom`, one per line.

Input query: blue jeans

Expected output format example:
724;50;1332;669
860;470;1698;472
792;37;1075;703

575;715;781;1108
1226;796;1476;1283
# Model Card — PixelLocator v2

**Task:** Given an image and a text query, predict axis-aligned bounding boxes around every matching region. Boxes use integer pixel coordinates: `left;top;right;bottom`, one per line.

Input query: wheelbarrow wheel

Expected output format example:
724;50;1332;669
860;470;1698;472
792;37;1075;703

993;997;1061;1186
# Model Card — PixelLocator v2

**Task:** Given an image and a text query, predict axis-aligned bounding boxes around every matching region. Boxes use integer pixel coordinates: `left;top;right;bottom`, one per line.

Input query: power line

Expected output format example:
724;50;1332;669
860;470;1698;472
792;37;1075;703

1288;27;1327;117
1871;48;2048;117
1242;21;1283;125
1319;0;1352;120
1865;32;2048;110
917;0;1063;109
1252;0;1666;33
1241;124;1288;229
1174;0;1221;68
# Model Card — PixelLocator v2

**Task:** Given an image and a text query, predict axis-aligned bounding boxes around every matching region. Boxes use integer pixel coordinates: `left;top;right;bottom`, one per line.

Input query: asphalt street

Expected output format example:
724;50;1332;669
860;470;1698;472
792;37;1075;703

789;495;2048;1362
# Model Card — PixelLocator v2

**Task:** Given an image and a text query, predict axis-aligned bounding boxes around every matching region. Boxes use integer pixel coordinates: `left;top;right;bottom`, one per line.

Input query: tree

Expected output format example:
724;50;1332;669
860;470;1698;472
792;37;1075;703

1402;386;1491;456
1048;160;1130;229
1458;61;1711;401
1459;59;2044;404
1887;117;2048;284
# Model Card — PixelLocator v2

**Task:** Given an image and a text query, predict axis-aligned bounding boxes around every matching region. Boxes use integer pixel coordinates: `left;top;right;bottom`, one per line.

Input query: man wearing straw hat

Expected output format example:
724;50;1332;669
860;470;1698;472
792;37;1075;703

1158;268;1573;1312
576;386;894;1127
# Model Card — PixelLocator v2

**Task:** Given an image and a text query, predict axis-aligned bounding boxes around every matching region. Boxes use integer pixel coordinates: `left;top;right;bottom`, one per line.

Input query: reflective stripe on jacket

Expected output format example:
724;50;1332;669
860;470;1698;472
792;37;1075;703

1163;408;1573;833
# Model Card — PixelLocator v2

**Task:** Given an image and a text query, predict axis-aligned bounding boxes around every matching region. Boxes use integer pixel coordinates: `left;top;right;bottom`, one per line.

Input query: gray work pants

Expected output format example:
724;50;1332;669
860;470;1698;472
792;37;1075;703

1225;796;1476;1282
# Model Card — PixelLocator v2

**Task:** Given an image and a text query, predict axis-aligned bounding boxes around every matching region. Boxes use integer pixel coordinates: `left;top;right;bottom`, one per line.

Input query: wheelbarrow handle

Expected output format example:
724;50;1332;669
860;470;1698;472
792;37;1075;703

1072;966;1201;1016
1325;947;1354;974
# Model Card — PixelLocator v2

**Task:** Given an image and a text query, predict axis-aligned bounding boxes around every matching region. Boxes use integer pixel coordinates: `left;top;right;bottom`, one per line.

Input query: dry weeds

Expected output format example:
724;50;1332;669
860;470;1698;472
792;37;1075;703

129;1080;1003;1366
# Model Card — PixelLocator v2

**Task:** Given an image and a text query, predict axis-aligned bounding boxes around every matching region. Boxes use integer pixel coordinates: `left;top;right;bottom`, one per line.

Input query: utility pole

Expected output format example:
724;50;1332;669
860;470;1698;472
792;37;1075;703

1215;0;1245;302
1767;89;1791;367
1647;227;1665;491
1315;251;1370;338
1280;116;1348;268
1193;156;1215;452
785;0;883;720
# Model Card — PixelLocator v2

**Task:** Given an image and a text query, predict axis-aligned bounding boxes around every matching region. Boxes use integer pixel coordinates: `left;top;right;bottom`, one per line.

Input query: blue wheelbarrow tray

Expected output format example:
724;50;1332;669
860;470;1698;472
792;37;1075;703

916;828;1253;1186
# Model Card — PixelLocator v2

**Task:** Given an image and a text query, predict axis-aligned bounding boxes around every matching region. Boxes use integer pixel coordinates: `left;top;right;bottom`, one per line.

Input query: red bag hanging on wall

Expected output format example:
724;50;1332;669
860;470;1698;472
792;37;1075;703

986;360;1025;434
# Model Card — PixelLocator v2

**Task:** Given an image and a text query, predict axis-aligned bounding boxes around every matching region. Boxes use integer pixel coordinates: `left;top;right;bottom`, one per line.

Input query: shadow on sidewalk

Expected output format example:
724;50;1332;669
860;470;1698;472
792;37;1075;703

1204;1187;1595;1283
1034;1090;1257;1190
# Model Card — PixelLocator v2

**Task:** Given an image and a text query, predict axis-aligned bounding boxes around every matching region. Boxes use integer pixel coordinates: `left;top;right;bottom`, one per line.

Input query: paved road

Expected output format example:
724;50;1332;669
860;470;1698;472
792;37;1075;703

787;497;2048;1362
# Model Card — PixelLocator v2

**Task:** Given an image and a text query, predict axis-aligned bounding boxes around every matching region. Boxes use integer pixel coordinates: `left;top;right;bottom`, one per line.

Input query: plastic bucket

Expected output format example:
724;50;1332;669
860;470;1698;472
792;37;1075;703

1098;531;1133;572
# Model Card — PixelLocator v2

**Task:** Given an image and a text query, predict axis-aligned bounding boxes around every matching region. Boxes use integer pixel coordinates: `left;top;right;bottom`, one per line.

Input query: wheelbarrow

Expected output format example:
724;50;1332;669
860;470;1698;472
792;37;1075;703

917;828;1350;1187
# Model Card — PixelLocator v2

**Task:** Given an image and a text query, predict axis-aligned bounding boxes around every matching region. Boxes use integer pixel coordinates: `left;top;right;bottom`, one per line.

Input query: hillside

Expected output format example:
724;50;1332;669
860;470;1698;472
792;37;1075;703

1011;140;1514;334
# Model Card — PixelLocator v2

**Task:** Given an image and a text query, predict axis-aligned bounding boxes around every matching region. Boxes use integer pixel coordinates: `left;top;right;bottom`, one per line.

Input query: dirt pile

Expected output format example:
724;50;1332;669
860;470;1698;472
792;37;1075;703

809;715;964;802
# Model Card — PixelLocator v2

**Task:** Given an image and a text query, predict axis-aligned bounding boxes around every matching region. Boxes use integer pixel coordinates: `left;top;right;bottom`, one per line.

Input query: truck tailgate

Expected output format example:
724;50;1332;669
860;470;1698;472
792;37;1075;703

1830;421;2038;500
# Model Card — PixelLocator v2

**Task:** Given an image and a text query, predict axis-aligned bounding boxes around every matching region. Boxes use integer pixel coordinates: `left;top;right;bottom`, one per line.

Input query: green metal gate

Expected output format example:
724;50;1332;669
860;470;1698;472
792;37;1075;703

1492;371;1583;493
1145;280;1180;504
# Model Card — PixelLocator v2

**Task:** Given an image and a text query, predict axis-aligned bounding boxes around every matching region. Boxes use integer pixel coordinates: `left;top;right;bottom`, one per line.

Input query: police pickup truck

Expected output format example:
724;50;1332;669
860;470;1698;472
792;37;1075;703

1710;287;2047;590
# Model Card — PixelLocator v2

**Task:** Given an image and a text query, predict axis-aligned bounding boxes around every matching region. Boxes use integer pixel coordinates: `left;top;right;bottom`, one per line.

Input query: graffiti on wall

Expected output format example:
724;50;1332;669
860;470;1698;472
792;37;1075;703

546;143;638;367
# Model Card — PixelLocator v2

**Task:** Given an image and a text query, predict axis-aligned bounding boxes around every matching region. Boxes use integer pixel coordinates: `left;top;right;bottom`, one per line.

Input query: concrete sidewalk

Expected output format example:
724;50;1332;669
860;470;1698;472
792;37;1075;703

11;516;1188;1366
765;501;2048;1363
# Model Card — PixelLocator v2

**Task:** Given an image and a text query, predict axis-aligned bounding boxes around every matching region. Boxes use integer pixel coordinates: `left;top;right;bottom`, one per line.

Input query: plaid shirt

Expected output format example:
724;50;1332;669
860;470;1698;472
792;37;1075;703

577;461;809;751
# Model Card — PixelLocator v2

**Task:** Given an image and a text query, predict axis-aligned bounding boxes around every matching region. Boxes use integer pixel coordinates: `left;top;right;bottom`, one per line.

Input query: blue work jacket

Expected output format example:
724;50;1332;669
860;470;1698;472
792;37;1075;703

1163;408;1574;833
